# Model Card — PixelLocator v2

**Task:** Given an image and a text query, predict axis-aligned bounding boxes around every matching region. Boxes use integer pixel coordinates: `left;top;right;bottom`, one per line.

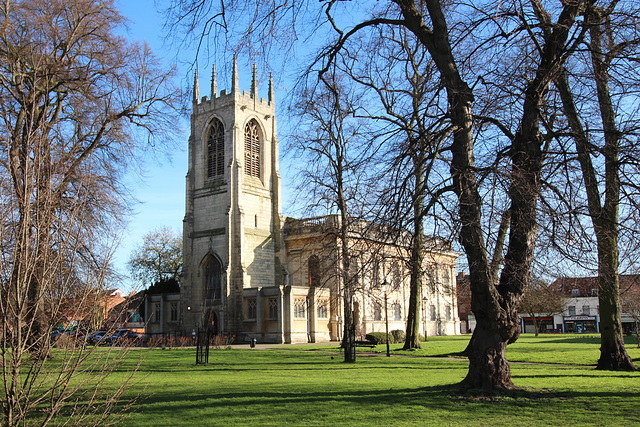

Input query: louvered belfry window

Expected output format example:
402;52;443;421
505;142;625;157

244;119;261;178
207;118;225;178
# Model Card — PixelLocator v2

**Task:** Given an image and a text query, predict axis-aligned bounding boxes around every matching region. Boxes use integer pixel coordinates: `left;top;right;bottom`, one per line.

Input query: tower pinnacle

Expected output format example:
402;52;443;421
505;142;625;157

251;64;258;99
232;55;239;94
268;73;274;106
193;69;200;104
211;64;217;98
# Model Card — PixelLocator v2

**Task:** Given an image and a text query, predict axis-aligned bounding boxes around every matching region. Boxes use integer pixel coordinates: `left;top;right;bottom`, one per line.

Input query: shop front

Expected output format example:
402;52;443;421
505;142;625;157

563;315;599;333
521;317;556;334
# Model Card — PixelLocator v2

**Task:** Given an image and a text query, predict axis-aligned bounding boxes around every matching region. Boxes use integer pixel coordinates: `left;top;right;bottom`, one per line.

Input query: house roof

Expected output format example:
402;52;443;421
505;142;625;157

551;275;640;297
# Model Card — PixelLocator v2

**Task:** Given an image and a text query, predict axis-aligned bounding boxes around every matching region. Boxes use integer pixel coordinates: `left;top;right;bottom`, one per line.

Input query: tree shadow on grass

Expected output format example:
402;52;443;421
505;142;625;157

520;335;601;345
514;372;640;379
132;384;463;418
128;383;640;425
135;351;468;374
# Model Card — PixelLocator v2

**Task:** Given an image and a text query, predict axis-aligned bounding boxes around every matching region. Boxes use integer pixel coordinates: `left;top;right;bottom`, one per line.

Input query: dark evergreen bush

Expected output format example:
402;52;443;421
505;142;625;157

391;329;405;343
366;332;391;344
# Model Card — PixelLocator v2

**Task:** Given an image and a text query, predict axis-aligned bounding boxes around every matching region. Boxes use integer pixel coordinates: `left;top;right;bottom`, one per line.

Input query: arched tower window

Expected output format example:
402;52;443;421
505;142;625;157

244;119;261;178
204;256;223;301
207;118;225;178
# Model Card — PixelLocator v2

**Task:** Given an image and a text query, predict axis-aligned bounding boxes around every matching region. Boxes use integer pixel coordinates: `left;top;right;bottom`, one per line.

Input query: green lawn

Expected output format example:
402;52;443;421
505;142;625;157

291;333;640;365
62;335;640;426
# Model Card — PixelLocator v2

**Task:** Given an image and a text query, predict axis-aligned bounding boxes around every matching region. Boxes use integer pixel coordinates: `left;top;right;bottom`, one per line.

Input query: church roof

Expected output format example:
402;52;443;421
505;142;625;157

283;214;455;254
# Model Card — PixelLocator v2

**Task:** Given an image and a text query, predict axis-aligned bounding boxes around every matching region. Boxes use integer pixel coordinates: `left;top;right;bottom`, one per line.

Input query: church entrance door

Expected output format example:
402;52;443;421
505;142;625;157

207;310;218;336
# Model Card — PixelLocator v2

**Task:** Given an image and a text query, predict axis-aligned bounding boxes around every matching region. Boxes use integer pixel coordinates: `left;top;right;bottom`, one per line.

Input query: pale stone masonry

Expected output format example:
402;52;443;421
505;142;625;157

179;58;460;343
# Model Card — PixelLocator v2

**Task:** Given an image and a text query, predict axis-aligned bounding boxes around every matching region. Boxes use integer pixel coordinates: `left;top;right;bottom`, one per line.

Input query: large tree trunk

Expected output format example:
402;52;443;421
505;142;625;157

403;230;422;349
556;72;634;370
397;0;497;387
463;319;514;391
337;149;356;362
597;243;634;370
342;285;355;362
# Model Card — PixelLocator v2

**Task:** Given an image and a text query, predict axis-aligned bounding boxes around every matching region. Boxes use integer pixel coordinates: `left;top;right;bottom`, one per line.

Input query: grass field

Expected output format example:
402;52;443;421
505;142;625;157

76;334;640;426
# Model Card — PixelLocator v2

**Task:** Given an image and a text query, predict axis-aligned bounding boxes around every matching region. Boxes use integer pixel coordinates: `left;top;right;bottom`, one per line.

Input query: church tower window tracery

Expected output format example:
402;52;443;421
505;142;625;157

204;256;222;301
244;119;261;178
207;118;225;178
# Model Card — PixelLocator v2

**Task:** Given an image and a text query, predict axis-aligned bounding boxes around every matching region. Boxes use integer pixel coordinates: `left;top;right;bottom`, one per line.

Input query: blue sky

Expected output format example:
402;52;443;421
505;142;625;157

113;0;186;290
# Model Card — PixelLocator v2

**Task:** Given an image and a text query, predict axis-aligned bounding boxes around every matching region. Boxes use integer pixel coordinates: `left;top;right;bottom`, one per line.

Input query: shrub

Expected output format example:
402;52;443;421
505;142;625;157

145;336;166;348
175;336;193;347
365;332;391;344
54;334;77;349
211;334;235;349
146;334;235;349
391;330;405;343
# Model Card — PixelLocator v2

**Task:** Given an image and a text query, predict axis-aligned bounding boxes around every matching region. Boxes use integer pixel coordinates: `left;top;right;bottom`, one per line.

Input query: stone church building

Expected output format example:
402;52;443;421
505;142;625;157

177;59;459;344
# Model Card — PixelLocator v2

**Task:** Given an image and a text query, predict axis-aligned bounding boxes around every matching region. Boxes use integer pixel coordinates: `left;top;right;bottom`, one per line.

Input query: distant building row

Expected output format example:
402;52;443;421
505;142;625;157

457;274;640;335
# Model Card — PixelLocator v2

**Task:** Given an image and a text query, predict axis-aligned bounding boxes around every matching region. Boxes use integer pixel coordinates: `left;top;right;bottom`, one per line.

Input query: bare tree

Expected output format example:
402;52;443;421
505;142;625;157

553;2;640;371
519;279;565;336
394;0;590;390
129;226;183;287
332;27;452;349
0;0;181;424
289;74;375;361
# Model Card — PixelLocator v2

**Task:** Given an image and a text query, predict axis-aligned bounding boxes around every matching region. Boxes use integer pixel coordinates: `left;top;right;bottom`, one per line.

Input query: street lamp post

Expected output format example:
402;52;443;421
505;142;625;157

383;284;390;357
422;296;428;342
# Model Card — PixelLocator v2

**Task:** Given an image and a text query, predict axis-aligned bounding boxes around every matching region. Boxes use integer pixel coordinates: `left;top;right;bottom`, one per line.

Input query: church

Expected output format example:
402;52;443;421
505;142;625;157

177;58;460;344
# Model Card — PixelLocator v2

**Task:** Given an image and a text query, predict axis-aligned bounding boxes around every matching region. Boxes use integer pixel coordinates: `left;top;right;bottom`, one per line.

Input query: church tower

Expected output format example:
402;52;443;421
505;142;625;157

181;57;285;342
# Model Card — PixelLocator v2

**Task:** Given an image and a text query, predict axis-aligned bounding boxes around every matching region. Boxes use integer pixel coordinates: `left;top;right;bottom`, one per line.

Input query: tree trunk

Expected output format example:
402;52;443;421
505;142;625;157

397;0;497;386
556;71;635;370
403;234;422;349
404;148;424;350
532;313;539;337
597;253;634;370
463;321;514;391
586;8;636;371
342;285;355;362
337;146;356;362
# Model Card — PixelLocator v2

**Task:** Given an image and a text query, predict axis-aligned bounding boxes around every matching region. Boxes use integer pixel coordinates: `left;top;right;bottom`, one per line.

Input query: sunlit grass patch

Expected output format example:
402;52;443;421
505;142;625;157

87;340;640;426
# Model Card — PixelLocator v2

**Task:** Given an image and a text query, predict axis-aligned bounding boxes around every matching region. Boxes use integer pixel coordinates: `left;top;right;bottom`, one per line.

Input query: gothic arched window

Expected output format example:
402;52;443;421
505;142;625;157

204;256;223;301
308;255;321;288
392;261;401;290
244;119;261;178
207;118;224;178
393;303;402;321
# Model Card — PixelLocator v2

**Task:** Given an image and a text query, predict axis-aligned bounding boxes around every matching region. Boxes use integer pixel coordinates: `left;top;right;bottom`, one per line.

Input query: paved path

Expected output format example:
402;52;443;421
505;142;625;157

227;342;595;366
229;342;336;350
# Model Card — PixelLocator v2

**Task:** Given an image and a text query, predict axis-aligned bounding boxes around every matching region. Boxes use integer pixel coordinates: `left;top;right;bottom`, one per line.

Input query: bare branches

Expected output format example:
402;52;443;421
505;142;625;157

128;226;183;287
0;0;181;424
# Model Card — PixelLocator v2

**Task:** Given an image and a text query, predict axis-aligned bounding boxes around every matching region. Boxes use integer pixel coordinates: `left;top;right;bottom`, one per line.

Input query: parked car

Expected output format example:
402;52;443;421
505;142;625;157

104;329;140;345
52;329;84;342
86;331;108;345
